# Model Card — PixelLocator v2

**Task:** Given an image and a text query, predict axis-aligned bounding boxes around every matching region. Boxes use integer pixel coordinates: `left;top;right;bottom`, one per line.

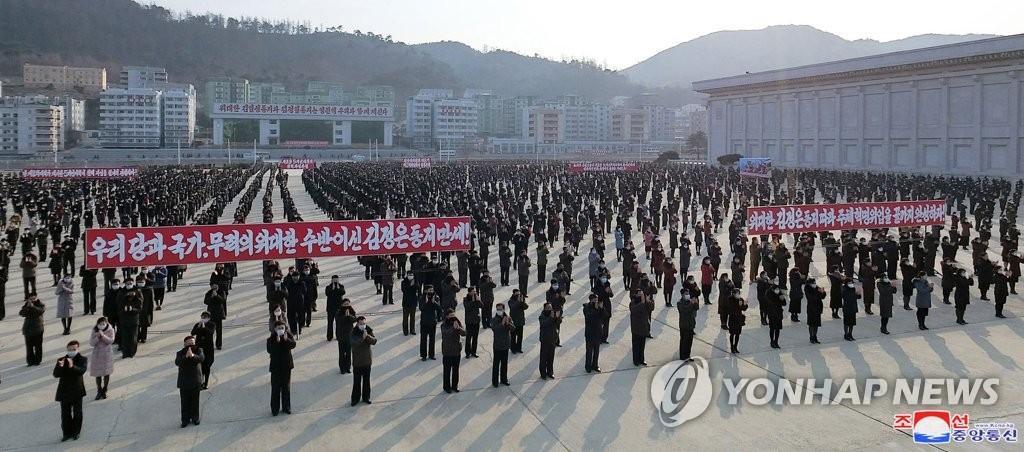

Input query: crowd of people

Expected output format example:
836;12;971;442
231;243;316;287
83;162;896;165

3;160;1021;442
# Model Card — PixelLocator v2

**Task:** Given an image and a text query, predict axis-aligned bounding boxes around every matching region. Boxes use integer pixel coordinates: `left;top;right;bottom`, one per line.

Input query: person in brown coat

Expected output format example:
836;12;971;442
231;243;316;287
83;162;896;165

440;308;466;393
350;316;377;406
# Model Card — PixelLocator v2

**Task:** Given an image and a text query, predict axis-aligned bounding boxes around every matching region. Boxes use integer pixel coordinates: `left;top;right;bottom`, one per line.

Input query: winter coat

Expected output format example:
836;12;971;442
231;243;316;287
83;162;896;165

20;300;45;336
490;315;515;351
350;326;377;367
56;279;75;318
913;278;933;309
53;354;88;402
876;281;897;318
89;325;116;377
441;319;466;357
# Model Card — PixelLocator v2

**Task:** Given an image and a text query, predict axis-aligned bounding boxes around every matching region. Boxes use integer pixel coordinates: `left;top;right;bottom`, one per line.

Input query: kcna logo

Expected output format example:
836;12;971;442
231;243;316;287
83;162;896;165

650;358;714;427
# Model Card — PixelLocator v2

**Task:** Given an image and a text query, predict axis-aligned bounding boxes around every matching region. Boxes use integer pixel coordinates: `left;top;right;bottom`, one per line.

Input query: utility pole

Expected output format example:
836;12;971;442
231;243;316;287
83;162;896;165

177;140;181;165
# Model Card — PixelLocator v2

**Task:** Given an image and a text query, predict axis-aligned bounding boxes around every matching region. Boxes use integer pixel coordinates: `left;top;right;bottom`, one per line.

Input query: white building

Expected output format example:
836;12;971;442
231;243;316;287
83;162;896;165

99;88;163;148
120;66;168;88
0;97;64;154
406;89;479;150
162;84;197;147
693;34;1024;175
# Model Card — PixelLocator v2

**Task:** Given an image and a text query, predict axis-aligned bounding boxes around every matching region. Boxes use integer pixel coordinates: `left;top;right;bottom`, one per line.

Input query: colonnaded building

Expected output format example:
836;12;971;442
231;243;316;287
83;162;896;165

693;34;1024;175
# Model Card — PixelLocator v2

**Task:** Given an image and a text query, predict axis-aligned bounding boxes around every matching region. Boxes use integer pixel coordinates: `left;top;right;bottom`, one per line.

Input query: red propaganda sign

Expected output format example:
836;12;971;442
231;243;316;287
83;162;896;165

746;200;946;235
85;217;473;268
568;161;639;173
21;167;139;180
403;157;432;169
279;158;316;169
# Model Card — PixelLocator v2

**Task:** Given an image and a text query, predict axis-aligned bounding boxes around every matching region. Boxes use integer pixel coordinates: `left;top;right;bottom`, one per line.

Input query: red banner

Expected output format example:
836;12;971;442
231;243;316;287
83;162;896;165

279;158;316;169
403;157;432;169
568;161;638;173
746;200;946;235
85;217;472;268
21;167;139;179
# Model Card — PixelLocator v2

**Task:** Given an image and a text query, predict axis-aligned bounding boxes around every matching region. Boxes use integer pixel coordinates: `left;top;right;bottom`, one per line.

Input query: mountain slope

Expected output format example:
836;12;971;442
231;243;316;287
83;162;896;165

625;25;997;88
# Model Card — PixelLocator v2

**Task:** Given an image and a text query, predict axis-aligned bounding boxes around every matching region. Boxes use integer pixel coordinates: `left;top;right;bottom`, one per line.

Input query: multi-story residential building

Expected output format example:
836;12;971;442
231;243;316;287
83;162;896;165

523;107;565;144
353;85;395;106
432;98;477;150
204;77;250;112
120;66;168;88
22;63;108;91
611;109;651;144
249;82;287;103
98;88;163;148
162;84;197;147
406;89;452;149
0;96;64;154
643;104;679;141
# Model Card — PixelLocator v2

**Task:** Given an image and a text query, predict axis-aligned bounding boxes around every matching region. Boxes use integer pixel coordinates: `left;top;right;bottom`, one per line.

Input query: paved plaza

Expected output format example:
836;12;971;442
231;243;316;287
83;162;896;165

0;168;1021;451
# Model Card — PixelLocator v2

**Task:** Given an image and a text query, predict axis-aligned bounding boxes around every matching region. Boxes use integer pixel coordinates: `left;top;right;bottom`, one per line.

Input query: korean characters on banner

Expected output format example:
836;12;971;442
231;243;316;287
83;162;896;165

738;158;772;178
279;158;316;169
84;217;473;268
746;200;946;235
402;157;432;169
567;161;639;173
21;167;139;180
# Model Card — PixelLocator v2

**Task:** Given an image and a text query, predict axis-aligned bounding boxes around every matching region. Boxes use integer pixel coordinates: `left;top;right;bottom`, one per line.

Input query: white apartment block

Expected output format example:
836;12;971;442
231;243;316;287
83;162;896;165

523;107;565;144
0;97;64;154
432;98;478;149
162;84;197;147
120;66;168;88
99;88;163;148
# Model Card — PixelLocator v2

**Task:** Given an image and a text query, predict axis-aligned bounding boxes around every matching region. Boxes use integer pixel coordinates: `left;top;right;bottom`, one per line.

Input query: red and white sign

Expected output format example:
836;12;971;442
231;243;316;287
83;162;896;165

403;157;432;169
746;200;946;235
279;158;316;169
211;103;392;120
568;161;639;173
84;217;473;268
21;167;139;180
283;140;328;148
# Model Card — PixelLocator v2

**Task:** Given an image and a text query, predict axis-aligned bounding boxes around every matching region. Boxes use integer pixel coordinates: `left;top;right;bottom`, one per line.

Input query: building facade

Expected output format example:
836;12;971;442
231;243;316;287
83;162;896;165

693;35;1024;175
23;63;107;91
205;77;250;112
0;97;64;154
524;107;565;143
120;66;168;88
162;84;197;147
99;88;163;148
611;109;650;144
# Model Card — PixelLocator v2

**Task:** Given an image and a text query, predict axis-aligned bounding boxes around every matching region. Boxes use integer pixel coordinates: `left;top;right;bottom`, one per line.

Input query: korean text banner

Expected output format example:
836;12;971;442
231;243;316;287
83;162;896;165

85;217;473;268
568;161;639;173
738;158;772;178
403;157;432;168
746;200;946;235
279;158;316;169
21;167;139;180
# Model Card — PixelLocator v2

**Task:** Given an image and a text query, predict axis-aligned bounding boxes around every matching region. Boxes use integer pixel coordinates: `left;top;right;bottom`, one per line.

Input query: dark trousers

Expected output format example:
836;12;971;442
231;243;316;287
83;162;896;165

465;322;479;356
539;342;555;377
139;323;148;342
402;306;416;334
537;264;547;283
287;310;303;335
304;300;314;327
511;326;524;353
442;356;460;391
585;338;601;370
518;274;528;295
60;398;83;437
338;340;351;372
168;272;178;291
632;334;647;364
382;285;393;304
154;287;165;306
180;388;200;423
917;308;928;327
82;288;96;314
213;319;223;349
420;323;436;358
326;309;338;340
500;267;510;285
25;333;43;365
680;331;694;360
351;366;371;403
491;350;509;385
23;277;36;298
120;325;138;357
270;370;291;414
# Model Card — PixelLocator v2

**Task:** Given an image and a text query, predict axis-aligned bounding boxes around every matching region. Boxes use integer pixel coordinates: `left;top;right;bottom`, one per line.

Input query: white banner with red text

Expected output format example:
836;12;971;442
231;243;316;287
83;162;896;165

403;157;432;169
21;167;139;180
746;200;946;235
568;161;639;173
279;158;316;169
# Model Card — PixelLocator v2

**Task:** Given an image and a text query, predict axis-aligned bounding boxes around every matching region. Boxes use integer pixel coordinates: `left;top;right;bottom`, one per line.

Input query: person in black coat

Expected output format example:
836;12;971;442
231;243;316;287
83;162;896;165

190;313;216;390
462;287;482;358
490;303;514;387
993;267;1009;318
324;275;346;341
804;279;825;344
267;321;296;416
203;283;227;350
841;281;861;341
176;336;205;427
537;302;561;379
400;274;419;335
118;286;142;358
418;286;442;360
285;274;306;336
336;299;357;374
79;265;98;315
676;290;698;361
440;309;466;393
725;290;748;354
953;268;974;325
53;340;87;441
765;284;787;349
629;290;655;365
583;294;605;372
877;276;897;334
508;290;528;354
20;293;45;365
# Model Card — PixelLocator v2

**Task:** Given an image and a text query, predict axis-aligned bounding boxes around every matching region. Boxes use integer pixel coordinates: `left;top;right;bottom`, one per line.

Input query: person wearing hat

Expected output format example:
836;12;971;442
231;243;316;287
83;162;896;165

440;308;466;393
175;335;204;427
190;312;216;390
418;285;441;360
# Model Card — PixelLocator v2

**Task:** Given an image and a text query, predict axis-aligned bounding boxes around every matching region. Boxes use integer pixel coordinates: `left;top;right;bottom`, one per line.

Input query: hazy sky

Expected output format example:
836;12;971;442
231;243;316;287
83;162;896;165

146;0;1021;69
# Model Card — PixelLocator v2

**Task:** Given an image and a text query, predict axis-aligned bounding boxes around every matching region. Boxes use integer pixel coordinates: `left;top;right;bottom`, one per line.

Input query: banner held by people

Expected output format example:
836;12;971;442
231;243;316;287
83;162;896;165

746;200;946;235
21;167;139;179
85;217;473;268
568;161;639;173
403;157;432;169
279;158;316;169
738;158;772;178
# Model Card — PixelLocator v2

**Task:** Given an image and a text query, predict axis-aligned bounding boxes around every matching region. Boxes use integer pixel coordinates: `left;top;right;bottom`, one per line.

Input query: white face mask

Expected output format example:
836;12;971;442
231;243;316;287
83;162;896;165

275;329;286;336
274;310;282;316
495;310;505;316
137;281;145;287
357;324;367;331
111;284;120;290
66;351;78;358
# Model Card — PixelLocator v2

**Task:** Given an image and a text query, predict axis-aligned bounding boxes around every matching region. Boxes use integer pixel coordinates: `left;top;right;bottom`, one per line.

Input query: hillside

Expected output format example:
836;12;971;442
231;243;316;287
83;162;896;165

624;25;997;88
0;0;692;106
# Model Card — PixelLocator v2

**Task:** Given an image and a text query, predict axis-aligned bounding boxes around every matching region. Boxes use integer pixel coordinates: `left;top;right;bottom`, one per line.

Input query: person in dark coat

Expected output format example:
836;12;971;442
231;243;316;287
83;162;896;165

267;321;296;416
440;309;466;393
788;268;805;322
53;340;87;441
993;266;1009;318
203;283;227;350
804;279;825;343
350;317;377;406
508;289;529;353
676;290;698;361
537;302;561;379
953;268;974;324
324;275;346;341
336;299;357;374
102;280;122;344
20;293;45;365
841;280;861;340
877;276;897;334
976;257;993;301
859;261;877;315
285;273;306;336
418;286;442;360
190;312;216;390
629;290;655;365
462;287;482;358
400;274;419;335
765;283;787;348
175;335;204;427
583;294;607;372
490;303;514;387
79;265;98;315
725;290;748;354
136;275;154;343
828;267;844;319
914;276;934;330
118;285;142;358
479;271;496;328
